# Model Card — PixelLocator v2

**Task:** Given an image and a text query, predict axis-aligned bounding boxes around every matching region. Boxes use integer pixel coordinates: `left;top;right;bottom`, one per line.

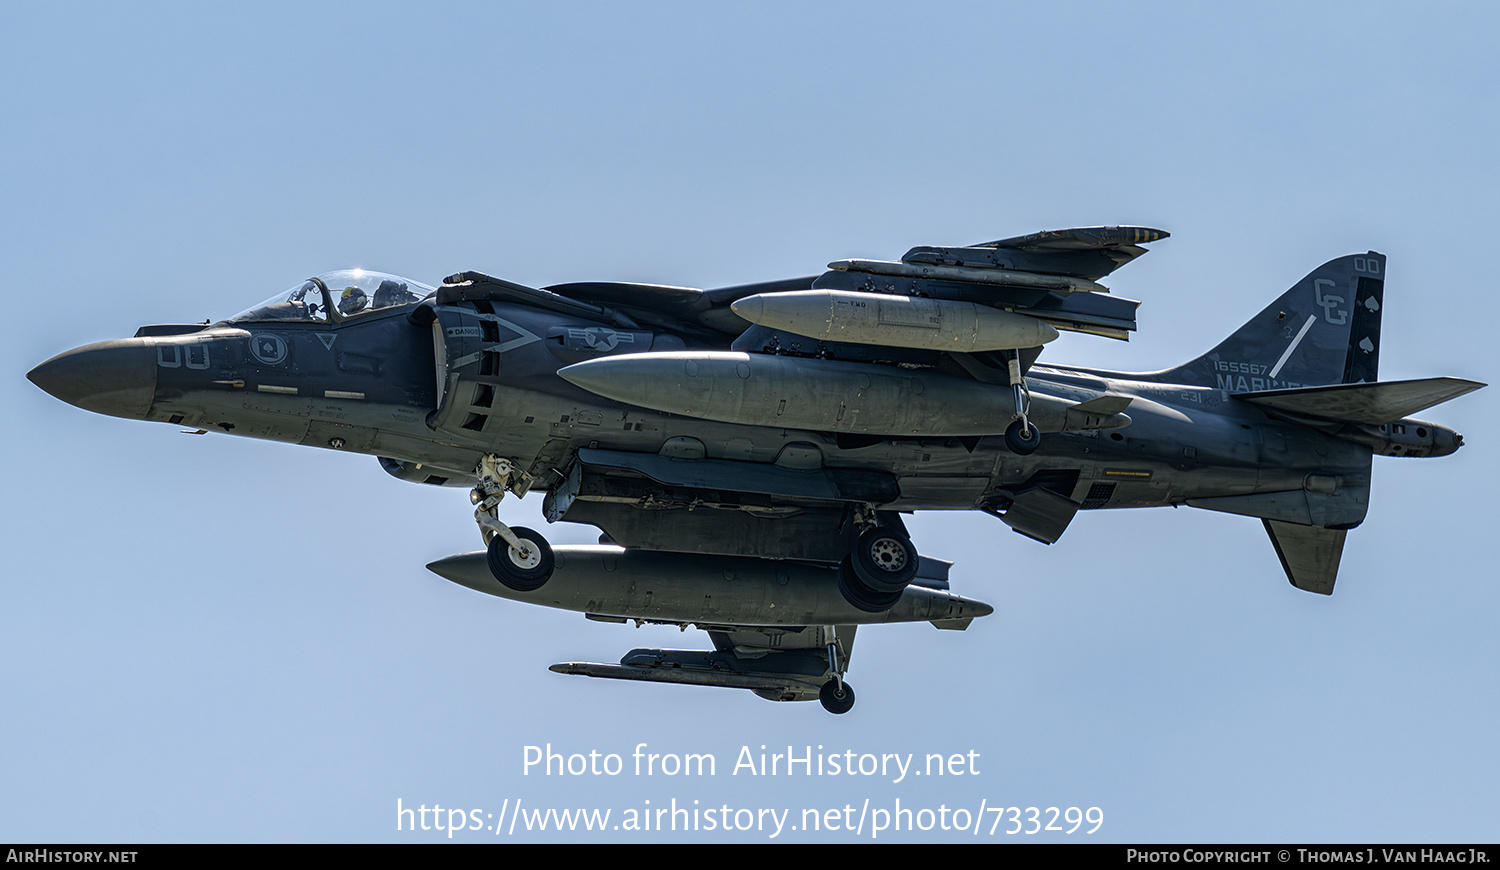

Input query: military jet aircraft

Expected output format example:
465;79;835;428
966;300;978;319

27;226;1483;713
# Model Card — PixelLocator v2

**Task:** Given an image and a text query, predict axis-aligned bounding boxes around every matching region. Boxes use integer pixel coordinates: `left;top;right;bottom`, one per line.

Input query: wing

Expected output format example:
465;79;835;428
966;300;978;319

541;226;1164;352
720;226;1160;391
531;229;1161;562
542;277;817;338
794;224;1163;341
966;225;1170;280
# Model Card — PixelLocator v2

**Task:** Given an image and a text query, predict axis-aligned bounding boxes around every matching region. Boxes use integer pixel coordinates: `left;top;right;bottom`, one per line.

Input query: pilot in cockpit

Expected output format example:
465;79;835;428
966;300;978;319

373;279;420;309
338;286;369;315
229;271;435;325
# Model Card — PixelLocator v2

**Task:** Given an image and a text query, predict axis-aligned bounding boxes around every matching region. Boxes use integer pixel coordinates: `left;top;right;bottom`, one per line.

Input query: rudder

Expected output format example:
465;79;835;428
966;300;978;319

1152;253;1386;392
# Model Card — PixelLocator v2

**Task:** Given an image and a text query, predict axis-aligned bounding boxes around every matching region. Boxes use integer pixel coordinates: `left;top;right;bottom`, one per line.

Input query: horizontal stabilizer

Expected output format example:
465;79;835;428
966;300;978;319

1263;520;1347;595
1236;377;1485;425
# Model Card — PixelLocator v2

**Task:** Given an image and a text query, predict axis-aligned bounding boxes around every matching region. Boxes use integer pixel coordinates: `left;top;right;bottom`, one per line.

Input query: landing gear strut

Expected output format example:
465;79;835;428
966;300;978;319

820;639;855;714
472;454;554;591
1005;352;1041;456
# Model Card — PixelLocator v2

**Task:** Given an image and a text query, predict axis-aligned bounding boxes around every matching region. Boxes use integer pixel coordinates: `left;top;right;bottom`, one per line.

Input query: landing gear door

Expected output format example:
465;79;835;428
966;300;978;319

430;305;484;433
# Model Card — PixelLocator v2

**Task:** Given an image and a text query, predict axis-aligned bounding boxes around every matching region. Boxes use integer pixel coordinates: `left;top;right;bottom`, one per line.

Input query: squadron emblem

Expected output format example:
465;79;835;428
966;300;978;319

249;333;288;365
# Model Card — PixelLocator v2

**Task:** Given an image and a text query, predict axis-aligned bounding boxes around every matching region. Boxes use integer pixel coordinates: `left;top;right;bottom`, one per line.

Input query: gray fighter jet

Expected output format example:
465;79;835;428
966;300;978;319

27;227;1483;713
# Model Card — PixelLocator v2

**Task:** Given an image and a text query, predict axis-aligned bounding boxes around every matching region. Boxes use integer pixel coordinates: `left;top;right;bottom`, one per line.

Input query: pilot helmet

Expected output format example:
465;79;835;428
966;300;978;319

338;286;369;315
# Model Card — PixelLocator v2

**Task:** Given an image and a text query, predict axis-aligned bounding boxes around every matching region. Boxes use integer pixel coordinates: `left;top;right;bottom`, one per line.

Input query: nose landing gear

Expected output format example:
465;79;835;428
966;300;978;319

486;526;555;592
472;454;555;591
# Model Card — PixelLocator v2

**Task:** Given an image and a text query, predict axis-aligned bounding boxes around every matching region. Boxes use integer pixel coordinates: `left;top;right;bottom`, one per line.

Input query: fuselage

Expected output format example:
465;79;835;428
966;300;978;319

29;289;1379;543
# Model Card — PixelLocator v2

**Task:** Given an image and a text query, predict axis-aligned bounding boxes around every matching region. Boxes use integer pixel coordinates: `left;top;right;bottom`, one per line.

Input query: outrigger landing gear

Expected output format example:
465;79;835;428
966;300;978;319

1005;418;1041;454
472;454;554;591
820;641;855;714
1005;351;1041;456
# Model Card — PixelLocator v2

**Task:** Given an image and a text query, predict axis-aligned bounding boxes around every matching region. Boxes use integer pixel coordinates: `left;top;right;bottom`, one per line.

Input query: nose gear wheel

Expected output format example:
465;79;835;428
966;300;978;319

486;526;555;592
472;454;554;590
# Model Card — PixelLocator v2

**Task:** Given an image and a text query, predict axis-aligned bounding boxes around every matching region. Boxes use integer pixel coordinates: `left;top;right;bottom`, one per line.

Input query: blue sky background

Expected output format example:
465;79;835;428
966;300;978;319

3;2;1495;843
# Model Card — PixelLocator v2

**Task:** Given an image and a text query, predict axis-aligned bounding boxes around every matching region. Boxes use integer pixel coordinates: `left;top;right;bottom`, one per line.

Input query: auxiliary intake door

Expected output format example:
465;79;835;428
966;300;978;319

429;305;488;434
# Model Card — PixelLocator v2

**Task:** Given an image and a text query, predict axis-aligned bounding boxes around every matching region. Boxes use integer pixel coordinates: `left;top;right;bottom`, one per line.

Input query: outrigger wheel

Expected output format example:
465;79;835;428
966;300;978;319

1005;418;1042;455
486;526;555;592
819;679;855;714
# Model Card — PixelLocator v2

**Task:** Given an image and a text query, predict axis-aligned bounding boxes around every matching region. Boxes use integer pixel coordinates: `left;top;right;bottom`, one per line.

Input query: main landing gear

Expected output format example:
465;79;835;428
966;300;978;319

836;509;920;613
472;454;555;591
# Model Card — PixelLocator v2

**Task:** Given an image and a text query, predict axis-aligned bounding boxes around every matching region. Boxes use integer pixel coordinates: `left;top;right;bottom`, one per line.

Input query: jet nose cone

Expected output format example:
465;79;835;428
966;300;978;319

28;339;158;420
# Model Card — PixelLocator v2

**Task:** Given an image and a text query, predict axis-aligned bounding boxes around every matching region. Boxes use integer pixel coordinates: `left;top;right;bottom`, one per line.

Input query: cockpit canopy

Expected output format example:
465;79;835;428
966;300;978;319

230;270;435;323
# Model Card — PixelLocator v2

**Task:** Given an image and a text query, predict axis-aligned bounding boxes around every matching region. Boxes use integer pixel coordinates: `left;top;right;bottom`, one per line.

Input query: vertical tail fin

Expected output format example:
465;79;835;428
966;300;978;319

1153;253;1386;392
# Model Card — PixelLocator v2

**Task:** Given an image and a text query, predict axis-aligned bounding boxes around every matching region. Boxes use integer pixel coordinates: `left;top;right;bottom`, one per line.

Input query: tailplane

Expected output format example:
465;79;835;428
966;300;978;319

1151;253;1386;391
1235;377;1484;426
